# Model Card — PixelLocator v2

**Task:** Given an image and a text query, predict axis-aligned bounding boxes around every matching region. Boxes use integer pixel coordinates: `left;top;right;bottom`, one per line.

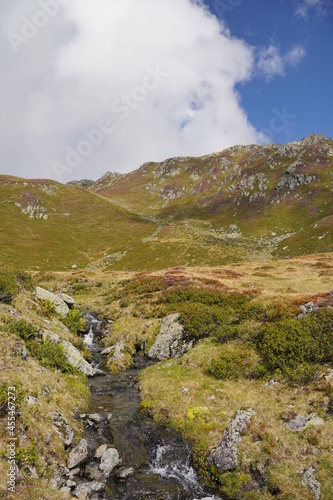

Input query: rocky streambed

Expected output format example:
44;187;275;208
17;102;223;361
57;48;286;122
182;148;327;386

61;315;222;499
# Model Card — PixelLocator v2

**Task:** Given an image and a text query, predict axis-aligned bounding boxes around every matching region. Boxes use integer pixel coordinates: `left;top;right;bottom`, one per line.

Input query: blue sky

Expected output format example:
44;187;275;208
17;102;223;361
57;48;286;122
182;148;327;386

0;0;332;182
204;0;333;144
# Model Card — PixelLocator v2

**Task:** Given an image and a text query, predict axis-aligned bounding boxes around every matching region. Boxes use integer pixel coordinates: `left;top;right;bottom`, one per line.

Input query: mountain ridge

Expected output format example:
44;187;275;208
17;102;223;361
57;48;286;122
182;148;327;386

1;133;332;271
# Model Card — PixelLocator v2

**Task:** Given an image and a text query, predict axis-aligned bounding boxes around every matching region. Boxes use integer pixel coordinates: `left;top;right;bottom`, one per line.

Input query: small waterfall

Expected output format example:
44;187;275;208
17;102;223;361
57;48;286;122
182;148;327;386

83;312;101;347
84;324;94;346
149;444;218;500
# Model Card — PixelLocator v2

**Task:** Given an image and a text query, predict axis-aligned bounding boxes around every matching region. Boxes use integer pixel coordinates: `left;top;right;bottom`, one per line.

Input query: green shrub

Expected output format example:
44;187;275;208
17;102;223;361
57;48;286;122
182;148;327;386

15;271;34;291
211;470;251;499
213;323;244;343
37;299;56;317
207;343;261;381
16;442;38;466
0;272;18;303
62;308;86;333
28;339;74;373
9;319;74;373
258;309;333;384
9;319;38;341
178;303;233;340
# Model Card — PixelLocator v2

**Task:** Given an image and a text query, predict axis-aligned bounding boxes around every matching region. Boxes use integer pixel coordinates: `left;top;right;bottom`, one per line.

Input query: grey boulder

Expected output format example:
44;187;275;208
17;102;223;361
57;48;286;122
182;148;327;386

73;481;105;499
35;287;69;317
148;313;194;360
208;409;254;473
99;448;120;477
302;466;321;500
67;439;88;469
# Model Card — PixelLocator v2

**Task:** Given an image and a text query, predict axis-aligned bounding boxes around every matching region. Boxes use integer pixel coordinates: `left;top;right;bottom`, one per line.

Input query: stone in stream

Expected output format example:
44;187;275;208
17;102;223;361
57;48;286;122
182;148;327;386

67;439;89;469
95;444;108;458
85;465;104;481
99;448;120;477
116;467;135;479
73;481;105;499
208;409;254;473
87;413;103;424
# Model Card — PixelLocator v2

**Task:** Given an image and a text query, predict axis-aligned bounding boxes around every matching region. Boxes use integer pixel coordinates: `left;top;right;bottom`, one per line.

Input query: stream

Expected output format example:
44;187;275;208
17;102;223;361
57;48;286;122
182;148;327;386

81;314;222;500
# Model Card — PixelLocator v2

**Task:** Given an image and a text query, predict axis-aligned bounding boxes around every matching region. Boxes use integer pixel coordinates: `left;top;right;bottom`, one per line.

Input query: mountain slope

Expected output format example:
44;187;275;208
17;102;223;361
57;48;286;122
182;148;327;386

1;134;332;271
0;176;157;270
88;134;333;259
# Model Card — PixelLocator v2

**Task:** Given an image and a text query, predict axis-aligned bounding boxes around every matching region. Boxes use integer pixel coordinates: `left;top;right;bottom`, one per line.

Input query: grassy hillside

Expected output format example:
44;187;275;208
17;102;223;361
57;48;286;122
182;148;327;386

1;134;332;271
0;176;157;271
89;134;333;260
32;253;333;500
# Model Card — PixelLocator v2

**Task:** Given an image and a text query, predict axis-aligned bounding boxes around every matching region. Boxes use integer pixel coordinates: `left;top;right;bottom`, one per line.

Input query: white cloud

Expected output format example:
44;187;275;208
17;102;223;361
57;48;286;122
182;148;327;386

295;0;327;19
0;0;302;182
257;44;306;81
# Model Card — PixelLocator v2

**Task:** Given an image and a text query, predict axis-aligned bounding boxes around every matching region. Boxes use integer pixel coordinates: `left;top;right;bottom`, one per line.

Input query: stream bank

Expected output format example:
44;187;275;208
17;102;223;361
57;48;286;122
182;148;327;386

71;314;222;499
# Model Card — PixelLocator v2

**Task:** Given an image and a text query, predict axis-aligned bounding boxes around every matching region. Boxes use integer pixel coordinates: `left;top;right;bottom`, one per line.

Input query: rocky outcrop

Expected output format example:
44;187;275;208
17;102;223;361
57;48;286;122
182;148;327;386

302;466;321;499
99;448;120;477
208;409;254;473
41;329;100;377
52;411;74;447
67;439;89;469
298;301;315;318
73;481;105;499
35;287;69;317
285;413;324;432
61;340;96;377
67;179;95;189
276;173;315;191
148;314;194;360
60;292;75;307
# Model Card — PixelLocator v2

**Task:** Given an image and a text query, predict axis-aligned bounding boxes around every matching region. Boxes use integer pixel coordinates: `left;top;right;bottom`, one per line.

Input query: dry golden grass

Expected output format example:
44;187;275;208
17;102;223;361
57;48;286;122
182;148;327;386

0;296;88;499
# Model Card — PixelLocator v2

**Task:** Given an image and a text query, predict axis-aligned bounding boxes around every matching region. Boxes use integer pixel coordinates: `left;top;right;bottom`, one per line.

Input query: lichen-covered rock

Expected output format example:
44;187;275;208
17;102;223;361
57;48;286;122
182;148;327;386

99;448;120;477
285;413;324;432
42;329;60;344
35;287;69;317
67;439;88;469
298;301;315;318
148;314;194;360
302;466;321;499
95;444;108;458
61;340;96;376
106;342;126;362
208;409;254;473
60;293;75;307
52;411;74;447
73;481;105;499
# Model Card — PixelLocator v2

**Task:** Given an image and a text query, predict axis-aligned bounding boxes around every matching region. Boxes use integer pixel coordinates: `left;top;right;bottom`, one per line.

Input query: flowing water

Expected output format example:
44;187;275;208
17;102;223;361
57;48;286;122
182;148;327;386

82;315;222;500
